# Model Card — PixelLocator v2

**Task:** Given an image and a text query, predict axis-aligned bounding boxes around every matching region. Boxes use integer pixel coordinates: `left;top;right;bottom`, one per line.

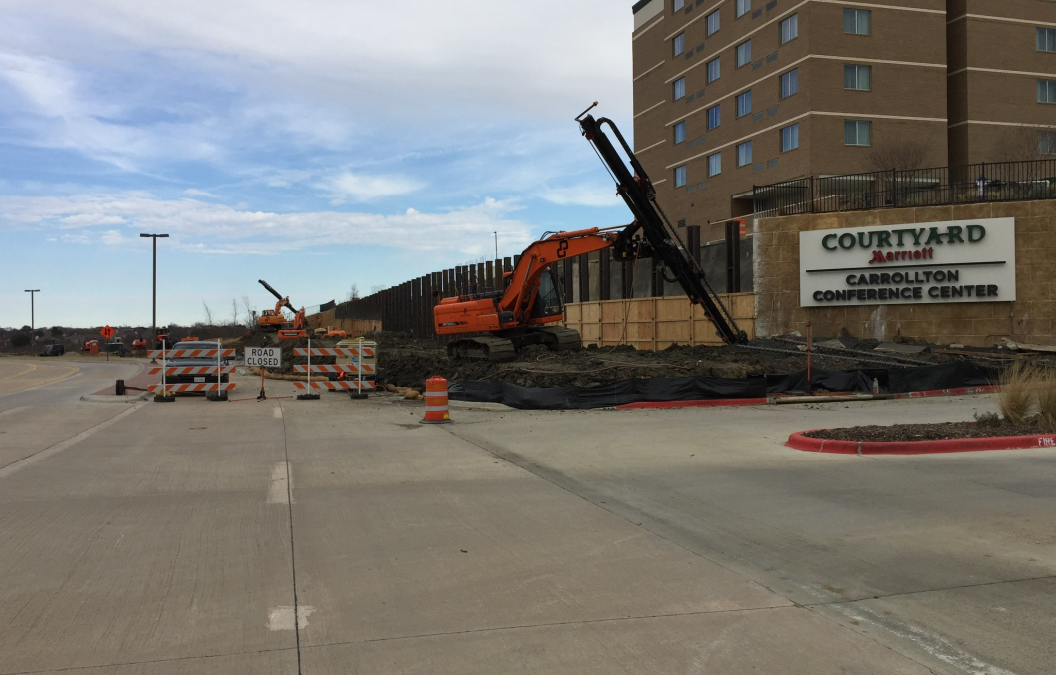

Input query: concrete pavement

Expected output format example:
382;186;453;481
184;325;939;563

0;369;1051;674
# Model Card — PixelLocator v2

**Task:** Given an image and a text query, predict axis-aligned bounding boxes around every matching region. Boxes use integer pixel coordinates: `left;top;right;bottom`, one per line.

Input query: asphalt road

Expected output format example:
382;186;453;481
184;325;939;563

0;365;1052;674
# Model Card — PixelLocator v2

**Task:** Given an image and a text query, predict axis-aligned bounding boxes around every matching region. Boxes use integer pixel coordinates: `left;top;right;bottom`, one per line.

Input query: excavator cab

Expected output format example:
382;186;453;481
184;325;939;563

529;268;563;320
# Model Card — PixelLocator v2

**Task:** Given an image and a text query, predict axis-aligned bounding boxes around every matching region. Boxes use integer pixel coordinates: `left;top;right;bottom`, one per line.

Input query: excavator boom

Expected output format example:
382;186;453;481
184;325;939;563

577;111;747;344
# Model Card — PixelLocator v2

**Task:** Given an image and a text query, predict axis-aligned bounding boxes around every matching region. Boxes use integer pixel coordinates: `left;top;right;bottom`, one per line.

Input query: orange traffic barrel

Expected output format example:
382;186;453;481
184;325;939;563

420;376;452;424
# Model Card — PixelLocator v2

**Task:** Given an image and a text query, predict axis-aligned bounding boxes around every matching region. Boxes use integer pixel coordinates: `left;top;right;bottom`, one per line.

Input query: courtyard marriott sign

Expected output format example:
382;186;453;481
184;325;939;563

800;218;1016;307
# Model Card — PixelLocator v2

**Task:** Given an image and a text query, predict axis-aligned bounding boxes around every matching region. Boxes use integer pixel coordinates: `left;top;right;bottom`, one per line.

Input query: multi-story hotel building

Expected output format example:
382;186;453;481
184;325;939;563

631;0;1056;240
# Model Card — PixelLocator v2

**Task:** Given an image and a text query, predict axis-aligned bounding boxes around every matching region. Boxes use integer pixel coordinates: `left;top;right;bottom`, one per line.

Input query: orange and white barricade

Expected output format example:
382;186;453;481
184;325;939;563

293;340;377;398
420;376;452;424
147;346;237;400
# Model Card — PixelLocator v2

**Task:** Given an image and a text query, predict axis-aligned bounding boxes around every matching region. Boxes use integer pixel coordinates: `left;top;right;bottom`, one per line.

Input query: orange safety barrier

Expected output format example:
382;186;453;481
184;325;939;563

420;376;452;424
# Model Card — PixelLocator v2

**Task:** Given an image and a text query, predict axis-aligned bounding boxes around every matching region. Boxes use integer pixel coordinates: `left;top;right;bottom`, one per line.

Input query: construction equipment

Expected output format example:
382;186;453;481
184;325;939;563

131;338;148;350
432;105;746;361
257;279;308;339
313;326;348;339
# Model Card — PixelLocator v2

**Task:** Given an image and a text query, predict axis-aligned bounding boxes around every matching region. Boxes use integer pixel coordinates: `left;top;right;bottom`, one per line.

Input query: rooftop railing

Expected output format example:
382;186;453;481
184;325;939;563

752;159;1056;218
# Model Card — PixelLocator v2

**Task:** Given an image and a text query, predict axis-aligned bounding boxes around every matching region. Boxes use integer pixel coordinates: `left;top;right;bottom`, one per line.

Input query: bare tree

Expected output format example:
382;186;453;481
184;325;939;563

868;139;930;172
992;125;1056;162
370;285;385;294
230;298;239;327
240;294;258;329
202;301;215;326
346;283;360;303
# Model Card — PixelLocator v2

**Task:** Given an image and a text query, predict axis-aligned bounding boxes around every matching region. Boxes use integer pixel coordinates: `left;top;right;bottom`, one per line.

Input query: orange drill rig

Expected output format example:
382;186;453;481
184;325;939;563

433;105;746;361
258;279;308;339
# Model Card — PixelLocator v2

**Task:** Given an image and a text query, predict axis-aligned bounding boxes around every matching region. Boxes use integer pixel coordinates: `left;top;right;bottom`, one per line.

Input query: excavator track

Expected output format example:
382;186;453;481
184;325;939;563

447;336;518;362
532;326;582;352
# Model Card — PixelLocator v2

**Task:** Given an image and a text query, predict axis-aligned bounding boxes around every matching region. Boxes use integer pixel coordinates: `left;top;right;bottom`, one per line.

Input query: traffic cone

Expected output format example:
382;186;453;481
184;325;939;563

420;376;452;424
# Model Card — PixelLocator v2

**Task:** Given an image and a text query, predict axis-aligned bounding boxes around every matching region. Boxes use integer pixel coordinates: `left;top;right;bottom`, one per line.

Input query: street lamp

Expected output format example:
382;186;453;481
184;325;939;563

24;290;40;332
139;233;169;344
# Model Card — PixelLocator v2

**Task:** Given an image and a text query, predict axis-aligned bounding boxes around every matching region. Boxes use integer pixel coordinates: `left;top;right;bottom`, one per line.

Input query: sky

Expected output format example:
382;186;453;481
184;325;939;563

0;0;635;330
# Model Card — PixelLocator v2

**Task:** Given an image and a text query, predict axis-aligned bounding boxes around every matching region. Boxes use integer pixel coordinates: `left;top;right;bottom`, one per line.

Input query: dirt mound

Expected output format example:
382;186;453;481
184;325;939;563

369;333;958;390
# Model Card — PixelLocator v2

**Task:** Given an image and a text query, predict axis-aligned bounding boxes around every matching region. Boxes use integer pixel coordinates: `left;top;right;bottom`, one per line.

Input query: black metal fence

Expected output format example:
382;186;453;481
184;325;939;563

753;159;1056;218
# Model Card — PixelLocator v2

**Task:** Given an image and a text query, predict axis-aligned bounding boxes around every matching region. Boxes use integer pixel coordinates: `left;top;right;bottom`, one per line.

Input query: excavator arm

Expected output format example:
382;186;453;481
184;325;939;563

577;108;747;344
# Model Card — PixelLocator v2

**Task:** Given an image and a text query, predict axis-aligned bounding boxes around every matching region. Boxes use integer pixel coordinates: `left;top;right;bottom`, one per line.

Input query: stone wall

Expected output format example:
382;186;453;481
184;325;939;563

753;200;1056;346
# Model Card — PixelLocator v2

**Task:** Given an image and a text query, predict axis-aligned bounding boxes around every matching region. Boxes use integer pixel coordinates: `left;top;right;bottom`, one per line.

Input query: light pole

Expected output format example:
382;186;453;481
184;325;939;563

24;290;40;333
139;233;169;344
493;231;498;260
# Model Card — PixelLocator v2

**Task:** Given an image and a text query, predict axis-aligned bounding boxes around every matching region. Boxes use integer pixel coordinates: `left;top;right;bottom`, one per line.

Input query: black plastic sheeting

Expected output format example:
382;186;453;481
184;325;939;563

448;361;1001;410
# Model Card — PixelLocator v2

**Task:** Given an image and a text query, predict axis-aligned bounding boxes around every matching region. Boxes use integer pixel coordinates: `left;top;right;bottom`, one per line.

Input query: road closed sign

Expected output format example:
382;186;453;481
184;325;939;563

246;347;281;368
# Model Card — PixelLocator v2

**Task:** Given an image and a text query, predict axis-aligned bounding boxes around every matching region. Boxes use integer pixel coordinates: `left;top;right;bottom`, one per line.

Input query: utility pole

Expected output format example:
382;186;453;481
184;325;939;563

24;290;40;332
139;233;169;344
494;231;498;260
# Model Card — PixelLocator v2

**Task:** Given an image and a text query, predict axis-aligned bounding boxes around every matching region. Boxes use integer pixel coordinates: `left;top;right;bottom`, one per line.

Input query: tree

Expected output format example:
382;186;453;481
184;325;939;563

240;294;258;328
992;125;1056;162
346;284;361;303
11;332;31;348
50;326;64;338
202;301;215;326
868;139;930;172
230;298;239;327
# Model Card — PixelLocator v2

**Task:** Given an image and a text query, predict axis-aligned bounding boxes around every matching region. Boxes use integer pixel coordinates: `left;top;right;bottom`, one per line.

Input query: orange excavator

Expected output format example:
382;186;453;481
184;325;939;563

433;104;746;360
258;279;308;339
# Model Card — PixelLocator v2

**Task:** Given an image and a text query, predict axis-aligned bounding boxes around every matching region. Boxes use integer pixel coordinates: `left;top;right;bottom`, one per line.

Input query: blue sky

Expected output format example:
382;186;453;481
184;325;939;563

0;0;634;329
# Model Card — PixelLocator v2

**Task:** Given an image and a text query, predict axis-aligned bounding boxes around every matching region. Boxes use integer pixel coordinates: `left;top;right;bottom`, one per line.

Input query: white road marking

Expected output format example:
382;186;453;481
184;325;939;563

0;406;29;418
0;403;145;479
268;605;315;630
267;462;292;504
273;407;283;419
831;604;1018;675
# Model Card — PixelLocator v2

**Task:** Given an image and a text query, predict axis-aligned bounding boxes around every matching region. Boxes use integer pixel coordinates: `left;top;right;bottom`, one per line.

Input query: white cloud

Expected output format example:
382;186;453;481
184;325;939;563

540;183;622;208
322;171;424;203
0;193;534;256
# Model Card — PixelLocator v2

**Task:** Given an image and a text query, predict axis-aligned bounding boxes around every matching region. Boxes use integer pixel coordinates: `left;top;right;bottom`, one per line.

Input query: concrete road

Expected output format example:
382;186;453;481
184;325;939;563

0;371;1051;674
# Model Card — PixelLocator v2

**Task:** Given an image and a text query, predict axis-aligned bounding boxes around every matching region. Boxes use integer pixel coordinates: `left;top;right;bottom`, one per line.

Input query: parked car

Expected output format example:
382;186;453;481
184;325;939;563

164;340;230;384
40;344;65;357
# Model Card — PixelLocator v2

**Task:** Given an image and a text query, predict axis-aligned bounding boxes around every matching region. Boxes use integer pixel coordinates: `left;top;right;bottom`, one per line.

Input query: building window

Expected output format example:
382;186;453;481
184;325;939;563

736;40;752;67
675;165;687;187
706;9;720;35
736;0;751;18
780;14;799;44
1040;130;1056;155
780;68;798;98
674;0;685;11
844;64;872;90
845;119;872;146
707;57;721;83
737;141;753;167
781;123;800;152
674;77;686;100
707;104;721;130
707;152;722;176
1040;79;1056;103
737;90;752;117
1040;28;1056;52
844;8;871;35
674;121;686;144
674;33;685;57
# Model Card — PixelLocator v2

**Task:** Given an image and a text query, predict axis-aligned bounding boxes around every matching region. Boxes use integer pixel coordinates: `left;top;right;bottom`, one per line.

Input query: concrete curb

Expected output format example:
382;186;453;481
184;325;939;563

786;430;1056;455
614;385;1001;411
617;398;769;410
80;392;151;403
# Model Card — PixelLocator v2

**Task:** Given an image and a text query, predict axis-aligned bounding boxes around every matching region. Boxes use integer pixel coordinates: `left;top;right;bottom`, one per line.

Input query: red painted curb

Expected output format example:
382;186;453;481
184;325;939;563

898;385;1000;399
617;397;769;410
787;430;1056;455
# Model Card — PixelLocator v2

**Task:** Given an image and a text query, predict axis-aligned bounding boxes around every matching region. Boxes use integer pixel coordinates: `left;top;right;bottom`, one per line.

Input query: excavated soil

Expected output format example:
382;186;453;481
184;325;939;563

806;420;1047;442
234;329;979;390
360;332;960;389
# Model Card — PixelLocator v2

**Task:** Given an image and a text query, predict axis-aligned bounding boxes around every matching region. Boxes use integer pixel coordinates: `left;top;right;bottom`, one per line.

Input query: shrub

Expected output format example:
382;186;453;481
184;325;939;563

1036;368;1056;432
997;361;1039;425
973;411;1002;427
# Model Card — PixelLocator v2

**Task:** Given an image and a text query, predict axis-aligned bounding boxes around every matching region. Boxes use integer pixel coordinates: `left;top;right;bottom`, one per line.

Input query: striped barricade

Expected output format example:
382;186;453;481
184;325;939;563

292;381;375;391
148;366;238;376
293;343;377;398
148;349;236;359
293;347;375;358
148;383;237;393
292;364;376;375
